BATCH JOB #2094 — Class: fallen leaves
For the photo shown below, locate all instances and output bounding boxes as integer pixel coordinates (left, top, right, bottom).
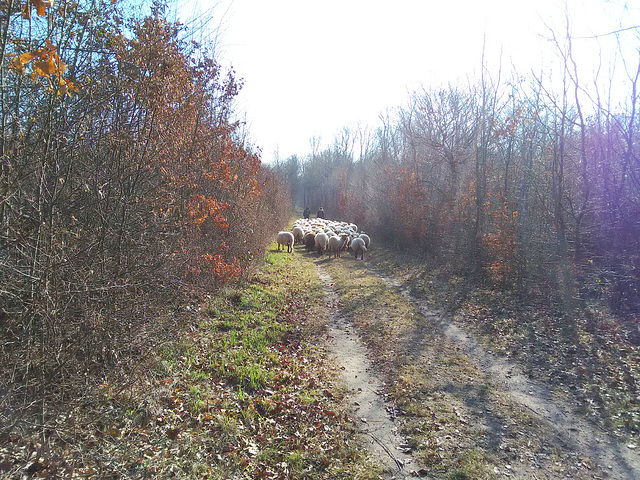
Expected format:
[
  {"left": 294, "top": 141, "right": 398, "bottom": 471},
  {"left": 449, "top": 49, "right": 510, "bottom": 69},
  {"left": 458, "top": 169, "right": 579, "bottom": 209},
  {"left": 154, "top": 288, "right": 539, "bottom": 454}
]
[{"left": 0, "top": 248, "right": 379, "bottom": 478}]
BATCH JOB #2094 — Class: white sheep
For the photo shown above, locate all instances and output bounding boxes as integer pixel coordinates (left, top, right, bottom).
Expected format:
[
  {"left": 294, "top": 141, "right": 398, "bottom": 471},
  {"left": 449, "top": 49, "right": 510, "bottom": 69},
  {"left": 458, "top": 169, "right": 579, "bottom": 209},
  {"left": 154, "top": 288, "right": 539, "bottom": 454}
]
[
  {"left": 315, "top": 232, "right": 329, "bottom": 255},
  {"left": 292, "top": 226, "right": 305, "bottom": 244},
  {"left": 350, "top": 237, "right": 367, "bottom": 260},
  {"left": 276, "top": 231, "right": 295, "bottom": 253},
  {"left": 328, "top": 234, "right": 350, "bottom": 258},
  {"left": 359, "top": 233, "right": 370, "bottom": 249}
]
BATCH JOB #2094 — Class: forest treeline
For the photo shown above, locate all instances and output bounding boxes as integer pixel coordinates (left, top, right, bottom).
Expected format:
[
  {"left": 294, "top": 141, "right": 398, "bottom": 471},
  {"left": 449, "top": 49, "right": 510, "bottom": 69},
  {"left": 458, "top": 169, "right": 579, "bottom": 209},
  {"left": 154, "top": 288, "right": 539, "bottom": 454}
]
[
  {"left": 280, "top": 35, "right": 640, "bottom": 322},
  {"left": 0, "top": 1, "right": 289, "bottom": 408}
]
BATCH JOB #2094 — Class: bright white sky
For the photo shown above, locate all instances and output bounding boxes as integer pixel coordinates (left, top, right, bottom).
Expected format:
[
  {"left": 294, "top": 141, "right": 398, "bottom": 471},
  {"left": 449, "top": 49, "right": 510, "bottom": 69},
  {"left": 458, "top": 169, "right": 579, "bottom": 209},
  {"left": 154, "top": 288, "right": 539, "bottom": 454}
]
[{"left": 178, "top": 0, "right": 639, "bottom": 164}]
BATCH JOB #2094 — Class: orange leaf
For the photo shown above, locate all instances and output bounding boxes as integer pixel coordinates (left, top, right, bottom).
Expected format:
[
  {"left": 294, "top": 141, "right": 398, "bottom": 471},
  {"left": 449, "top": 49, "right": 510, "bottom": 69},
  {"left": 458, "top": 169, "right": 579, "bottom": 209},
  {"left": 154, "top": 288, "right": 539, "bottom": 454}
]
[
  {"left": 57, "top": 77, "right": 79, "bottom": 96},
  {"left": 30, "top": 0, "right": 52, "bottom": 17}
]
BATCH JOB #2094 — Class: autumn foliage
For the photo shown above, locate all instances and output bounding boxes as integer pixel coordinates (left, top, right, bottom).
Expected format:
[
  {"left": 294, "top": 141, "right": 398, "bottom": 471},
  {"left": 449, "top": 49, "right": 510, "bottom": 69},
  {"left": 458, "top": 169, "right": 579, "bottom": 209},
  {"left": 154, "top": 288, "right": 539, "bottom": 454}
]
[
  {"left": 291, "top": 66, "right": 640, "bottom": 321},
  {"left": 480, "top": 193, "right": 518, "bottom": 284},
  {"left": 0, "top": 2, "right": 289, "bottom": 406}
]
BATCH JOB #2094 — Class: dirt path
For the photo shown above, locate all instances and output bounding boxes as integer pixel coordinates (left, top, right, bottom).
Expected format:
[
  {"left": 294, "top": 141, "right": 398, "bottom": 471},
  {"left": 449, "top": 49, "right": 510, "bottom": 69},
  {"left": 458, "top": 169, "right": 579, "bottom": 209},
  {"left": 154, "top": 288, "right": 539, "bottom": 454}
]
[
  {"left": 311, "top": 248, "right": 640, "bottom": 479},
  {"left": 373, "top": 266, "right": 640, "bottom": 479},
  {"left": 317, "top": 264, "right": 423, "bottom": 479}
]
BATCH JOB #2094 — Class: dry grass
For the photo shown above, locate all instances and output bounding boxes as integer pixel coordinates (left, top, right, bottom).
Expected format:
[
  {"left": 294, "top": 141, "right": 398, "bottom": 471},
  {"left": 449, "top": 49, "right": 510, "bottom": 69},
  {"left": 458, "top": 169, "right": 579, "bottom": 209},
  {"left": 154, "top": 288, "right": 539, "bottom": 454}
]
[
  {"left": 369, "top": 249, "right": 640, "bottom": 446},
  {"left": 2, "top": 238, "right": 634, "bottom": 478}
]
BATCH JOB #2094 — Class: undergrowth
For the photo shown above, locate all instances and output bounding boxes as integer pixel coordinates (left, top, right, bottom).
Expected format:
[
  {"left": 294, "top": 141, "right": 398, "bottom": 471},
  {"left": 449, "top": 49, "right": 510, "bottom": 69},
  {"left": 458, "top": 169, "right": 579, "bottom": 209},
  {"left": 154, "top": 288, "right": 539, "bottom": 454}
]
[{"left": 0, "top": 245, "right": 380, "bottom": 479}]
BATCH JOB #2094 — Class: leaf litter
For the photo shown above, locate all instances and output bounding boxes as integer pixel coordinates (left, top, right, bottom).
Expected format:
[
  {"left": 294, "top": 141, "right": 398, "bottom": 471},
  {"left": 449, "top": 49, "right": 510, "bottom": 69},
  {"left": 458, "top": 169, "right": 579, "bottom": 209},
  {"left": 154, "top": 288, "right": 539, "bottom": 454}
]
[
  {"left": 0, "top": 247, "right": 382, "bottom": 479},
  {"left": 4, "top": 241, "right": 640, "bottom": 478},
  {"left": 319, "top": 246, "right": 640, "bottom": 479}
]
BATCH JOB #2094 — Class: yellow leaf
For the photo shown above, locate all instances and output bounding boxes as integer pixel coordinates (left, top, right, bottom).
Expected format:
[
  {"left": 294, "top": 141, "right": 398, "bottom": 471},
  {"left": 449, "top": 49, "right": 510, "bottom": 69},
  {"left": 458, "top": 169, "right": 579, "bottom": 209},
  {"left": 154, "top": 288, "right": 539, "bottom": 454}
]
[
  {"left": 20, "top": 52, "right": 36, "bottom": 64},
  {"left": 57, "top": 78, "right": 78, "bottom": 96},
  {"left": 10, "top": 52, "right": 35, "bottom": 74}
]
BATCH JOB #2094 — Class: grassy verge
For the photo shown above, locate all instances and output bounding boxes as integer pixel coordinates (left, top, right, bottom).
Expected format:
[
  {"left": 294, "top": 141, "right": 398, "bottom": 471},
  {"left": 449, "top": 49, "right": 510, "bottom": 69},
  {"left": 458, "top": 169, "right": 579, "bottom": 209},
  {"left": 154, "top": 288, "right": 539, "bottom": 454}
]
[{"left": 0, "top": 245, "right": 379, "bottom": 479}]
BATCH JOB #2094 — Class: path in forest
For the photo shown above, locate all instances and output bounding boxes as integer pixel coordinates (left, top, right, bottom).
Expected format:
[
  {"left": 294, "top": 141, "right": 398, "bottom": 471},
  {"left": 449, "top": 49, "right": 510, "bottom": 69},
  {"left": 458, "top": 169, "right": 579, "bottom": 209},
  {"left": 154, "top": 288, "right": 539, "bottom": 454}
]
[
  {"left": 373, "top": 267, "right": 640, "bottom": 480},
  {"left": 316, "top": 264, "right": 423, "bottom": 479}
]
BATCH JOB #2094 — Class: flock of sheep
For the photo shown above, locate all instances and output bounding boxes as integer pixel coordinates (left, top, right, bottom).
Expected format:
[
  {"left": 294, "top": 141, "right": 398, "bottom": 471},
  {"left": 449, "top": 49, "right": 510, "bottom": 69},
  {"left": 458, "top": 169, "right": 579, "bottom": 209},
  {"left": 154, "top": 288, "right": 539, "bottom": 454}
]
[{"left": 276, "top": 218, "right": 370, "bottom": 259}]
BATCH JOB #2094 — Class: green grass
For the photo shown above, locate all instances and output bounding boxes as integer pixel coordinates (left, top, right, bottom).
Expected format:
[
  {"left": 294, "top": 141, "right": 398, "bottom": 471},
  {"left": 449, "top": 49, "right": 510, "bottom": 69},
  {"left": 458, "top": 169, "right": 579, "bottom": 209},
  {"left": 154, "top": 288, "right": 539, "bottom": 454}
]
[
  {"left": 1, "top": 237, "right": 387, "bottom": 479},
  {"left": 22, "top": 231, "right": 632, "bottom": 477},
  {"left": 126, "top": 244, "right": 385, "bottom": 477}
]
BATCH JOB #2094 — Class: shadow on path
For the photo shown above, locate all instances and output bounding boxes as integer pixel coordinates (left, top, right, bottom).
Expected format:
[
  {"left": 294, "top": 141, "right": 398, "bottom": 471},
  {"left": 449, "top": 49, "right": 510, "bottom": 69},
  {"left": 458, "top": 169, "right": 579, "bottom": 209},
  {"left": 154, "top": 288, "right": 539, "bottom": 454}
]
[{"left": 369, "top": 263, "right": 640, "bottom": 480}]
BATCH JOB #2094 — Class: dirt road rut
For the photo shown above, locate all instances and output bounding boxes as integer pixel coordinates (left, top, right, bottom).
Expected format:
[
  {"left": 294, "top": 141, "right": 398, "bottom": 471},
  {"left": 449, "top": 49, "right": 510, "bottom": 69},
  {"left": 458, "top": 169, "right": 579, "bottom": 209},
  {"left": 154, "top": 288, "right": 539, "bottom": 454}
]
[
  {"left": 318, "top": 264, "right": 423, "bottom": 479},
  {"left": 313, "top": 254, "right": 640, "bottom": 479},
  {"left": 377, "top": 269, "right": 640, "bottom": 479}
]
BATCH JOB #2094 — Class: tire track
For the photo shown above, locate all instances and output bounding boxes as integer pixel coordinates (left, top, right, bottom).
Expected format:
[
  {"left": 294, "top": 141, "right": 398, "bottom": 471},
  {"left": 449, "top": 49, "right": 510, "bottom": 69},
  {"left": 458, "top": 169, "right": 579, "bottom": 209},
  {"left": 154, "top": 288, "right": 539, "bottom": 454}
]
[
  {"left": 372, "top": 265, "right": 640, "bottom": 480},
  {"left": 316, "top": 263, "right": 423, "bottom": 479}
]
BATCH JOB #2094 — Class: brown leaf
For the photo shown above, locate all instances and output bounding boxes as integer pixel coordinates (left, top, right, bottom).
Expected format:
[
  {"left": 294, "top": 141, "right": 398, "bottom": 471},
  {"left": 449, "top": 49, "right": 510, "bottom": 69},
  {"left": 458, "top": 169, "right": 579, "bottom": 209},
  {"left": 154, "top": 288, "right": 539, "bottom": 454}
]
[{"left": 34, "top": 57, "right": 57, "bottom": 77}]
